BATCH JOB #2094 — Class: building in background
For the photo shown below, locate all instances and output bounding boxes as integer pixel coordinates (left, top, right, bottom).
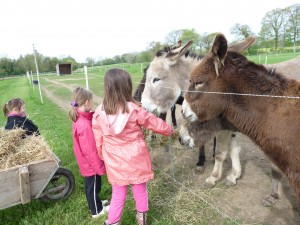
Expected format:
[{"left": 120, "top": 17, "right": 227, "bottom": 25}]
[{"left": 56, "top": 63, "right": 72, "bottom": 76}]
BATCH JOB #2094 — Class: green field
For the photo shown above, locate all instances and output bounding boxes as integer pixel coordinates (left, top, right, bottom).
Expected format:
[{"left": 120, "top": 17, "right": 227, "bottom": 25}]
[{"left": 247, "top": 52, "right": 299, "bottom": 64}]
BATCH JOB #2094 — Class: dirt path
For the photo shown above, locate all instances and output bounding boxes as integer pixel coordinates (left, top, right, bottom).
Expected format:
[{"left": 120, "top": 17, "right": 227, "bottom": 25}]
[
  {"left": 43, "top": 78, "right": 103, "bottom": 104},
  {"left": 41, "top": 79, "right": 300, "bottom": 225}
]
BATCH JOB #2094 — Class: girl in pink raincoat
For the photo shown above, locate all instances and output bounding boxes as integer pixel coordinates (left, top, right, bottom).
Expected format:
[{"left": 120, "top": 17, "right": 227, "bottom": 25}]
[
  {"left": 92, "top": 69, "right": 174, "bottom": 225},
  {"left": 69, "top": 87, "right": 109, "bottom": 219}
]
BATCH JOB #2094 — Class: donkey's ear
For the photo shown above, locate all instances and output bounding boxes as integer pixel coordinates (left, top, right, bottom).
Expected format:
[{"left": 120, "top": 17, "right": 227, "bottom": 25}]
[
  {"left": 211, "top": 33, "right": 227, "bottom": 60},
  {"left": 210, "top": 34, "right": 227, "bottom": 76},
  {"left": 228, "top": 36, "right": 256, "bottom": 53},
  {"left": 166, "top": 40, "right": 193, "bottom": 61},
  {"left": 171, "top": 39, "right": 182, "bottom": 50}
]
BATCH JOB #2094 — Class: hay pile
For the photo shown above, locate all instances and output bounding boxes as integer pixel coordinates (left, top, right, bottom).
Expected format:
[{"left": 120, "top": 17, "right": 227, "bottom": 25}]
[{"left": 0, "top": 128, "right": 55, "bottom": 170}]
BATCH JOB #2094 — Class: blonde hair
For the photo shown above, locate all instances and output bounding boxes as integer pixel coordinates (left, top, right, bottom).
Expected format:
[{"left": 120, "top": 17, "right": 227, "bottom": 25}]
[
  {"left": 3, "top": 98, "right": 24, "bottom": 117},
  {"left": 103, "top": 68, "right": 138, "bottom": 115},
  {"left": 68, "top": 87, "right": 93, "bottom": 122}
]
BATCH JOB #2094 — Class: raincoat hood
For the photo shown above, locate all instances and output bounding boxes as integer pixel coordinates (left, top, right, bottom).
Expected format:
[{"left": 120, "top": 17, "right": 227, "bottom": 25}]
[{"left": 95, "top": 103, "right": 136, "bottom": 135}]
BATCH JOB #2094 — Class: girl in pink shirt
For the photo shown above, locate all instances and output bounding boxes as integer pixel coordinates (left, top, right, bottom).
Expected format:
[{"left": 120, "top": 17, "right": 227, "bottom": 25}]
[
  {"left": 69, "top": 87, "right": 109, "bottom": 219},
  {"left": 92, "top": 69, "right": 174, "bottom": 225}
]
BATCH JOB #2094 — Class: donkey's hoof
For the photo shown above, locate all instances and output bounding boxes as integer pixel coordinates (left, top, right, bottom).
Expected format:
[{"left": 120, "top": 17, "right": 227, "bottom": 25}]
[
  {"left": 204, "top": 182, "right": 215, "bottom": 189},
  {"left": 195, "top": 166, "right": 205, "bottom": 174},
  {"left": 263, "top": 195, "right": 278, "bottom": 207},
  {"left": 225, "top": 180, "right": 236, "bottom": 186}
]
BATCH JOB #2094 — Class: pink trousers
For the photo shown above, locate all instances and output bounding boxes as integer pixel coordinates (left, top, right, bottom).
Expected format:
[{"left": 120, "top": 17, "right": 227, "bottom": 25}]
[{"left": 107, "top": 182, "right": 148, "bottom": 224}]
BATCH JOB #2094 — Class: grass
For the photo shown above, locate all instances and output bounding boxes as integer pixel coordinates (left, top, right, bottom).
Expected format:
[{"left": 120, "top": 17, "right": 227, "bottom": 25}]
[{"left": 247, "top": 52, "right": 299, "bottom": 64}]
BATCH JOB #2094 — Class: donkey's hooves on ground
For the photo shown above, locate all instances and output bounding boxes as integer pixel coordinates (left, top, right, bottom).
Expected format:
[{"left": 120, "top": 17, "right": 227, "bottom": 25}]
[
  {"left": 204, "top": 182, "right": 215, "bottom": 189},
  {"left": 195, "top": 166, "right": 205, "bottom": 174},
  {"left": 263, "top": 195, "right": 278, "bottom": 207},
  {"left": 225, "top": 180, "right": 236, "bottom": 186}
]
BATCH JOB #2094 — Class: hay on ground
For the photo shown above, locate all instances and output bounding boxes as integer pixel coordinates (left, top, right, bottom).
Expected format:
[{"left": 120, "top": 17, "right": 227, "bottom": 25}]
[{"left": 0, "top": 128, "right": 55, "bottom": 170}]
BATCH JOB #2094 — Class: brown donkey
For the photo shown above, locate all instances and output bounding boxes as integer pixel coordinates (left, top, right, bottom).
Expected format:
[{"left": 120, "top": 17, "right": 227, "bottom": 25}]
[{"left": 183, "top": 33, "right": 300, "bottom": 213}]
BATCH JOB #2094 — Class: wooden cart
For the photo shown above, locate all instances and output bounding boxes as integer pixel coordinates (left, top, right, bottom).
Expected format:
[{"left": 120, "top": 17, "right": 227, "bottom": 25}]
[{"left": 0, "top": 152, "right": 75, "bottom": 210}]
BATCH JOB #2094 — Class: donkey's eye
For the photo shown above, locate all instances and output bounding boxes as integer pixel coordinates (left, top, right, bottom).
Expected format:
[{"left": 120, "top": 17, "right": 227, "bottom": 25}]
[
  {"left": 195, "top": 81, "right": 204, "bottom": 89},
  {"left": 153, "top": 78, "right": 160, "bottom": 83}
]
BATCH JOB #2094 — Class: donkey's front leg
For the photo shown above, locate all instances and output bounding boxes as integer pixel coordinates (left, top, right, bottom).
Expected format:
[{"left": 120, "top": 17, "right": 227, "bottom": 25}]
[
  {"left": 263, "top": 162, "right": 283, "bottom": 207},
  {"left": 195, "top": 145, "right": 205, "bottom": 173},
  {"left": 204, "top": 150, "right": 228, "bottom": 188},
  {"left": 204, "top": 131, "right": 231, "bottom": 188},
  {"left": 225, "top": 132, "right": 241, "bottom": 186}
]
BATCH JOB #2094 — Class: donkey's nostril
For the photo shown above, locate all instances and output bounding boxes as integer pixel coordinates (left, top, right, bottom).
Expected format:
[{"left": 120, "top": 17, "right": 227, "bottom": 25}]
[{"left": 178, "top": 137, "right": 182, "bottom": 144}]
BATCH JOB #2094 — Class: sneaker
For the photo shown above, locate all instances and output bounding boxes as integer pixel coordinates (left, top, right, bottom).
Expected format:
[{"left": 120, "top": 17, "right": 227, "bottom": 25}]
[
  {"left": 103, "top": 220, "right": 120, "bottom": 225},
  {"left": 102, "top": 200, "right": 109, "bottom": 205},
  {"left": 92, "top": 205, "right": 110, "bottom": 219}
]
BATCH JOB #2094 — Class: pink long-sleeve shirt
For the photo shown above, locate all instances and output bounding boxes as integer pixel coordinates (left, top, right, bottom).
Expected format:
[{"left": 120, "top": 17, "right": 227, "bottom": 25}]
[
  {"left": 92, "top": 102, "right": 172, "bottom": 186},
  {"left": 72, "top": 109, "right": 106, "bottom": 176}
]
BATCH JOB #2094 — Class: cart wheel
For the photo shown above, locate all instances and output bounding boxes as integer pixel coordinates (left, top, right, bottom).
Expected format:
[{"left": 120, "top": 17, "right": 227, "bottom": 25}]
[{"left": 40, "top": 167, "right": 75, "bottom": 202}]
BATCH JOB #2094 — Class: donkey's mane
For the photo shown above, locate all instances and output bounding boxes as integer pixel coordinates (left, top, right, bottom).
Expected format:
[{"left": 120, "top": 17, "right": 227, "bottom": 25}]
[
  {"left": 155, "top": 46, "right": 173, "bottom": 57},
  {"left": 155, "top": 45, "right": 203, "bottom": 60},
  {"left": 226, "top": 51, "right": 293, "bottom": 95}
]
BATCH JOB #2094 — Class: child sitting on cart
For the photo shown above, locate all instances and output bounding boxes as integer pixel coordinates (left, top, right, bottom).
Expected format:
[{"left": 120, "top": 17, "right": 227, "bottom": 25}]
[{"left": 2, "top": 98, "right": 40, "bottom": 136}]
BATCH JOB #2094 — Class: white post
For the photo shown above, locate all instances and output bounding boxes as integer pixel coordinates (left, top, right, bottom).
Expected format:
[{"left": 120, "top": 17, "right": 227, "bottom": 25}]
[
  {"left": 264, "top": 55, "right": 268, "bottom": 65},
  {"left": 26, "top": 71, "right": 31, "bottom": 85},
  {"left": 31, "top": 71, "right": 34, "bottom": 90},
  {"left": 32, "top": 44, "right": 43, "bottom": 103},
  {"left": 84, "top": 66, "right": 89, "bottom": 90},
  {"left": 258, "top": 54, "right": 261, "bottom": 64}
]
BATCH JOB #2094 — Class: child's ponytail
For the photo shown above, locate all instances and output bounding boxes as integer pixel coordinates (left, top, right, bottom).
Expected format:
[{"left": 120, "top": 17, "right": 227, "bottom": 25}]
[
  {"left": 68, "top": 87, "right": 92, "bottom": 122},
  {"left": 3, "top": 103, "right": 9, "bottom": 117},
  {"left": 68, "top": 105, "right": 78, "bottom": 122}
]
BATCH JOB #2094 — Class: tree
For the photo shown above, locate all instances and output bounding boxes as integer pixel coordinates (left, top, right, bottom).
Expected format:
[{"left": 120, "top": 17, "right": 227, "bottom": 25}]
[
  {"left": 0, "top": 57, "right": 15, "bottom": 76},
  {"left": 285, "top": 4, "right": 300, "bottom": 52},
  {"left": 164, "top": 30, "right": 182, "bottom": 46},
  {"left": 230, "top": 23, "right": 254, "bottom": 40},
  {"left": 261, "top": 8, "right": 285, "bottom": 51},
  {"left": 146, "top": 41, "right": 163, "bottom": 58},
  {"left": 62, "top": 56, "right": 79, "bottom": 70},
  {"left": 200, "top": 32, "right": 218, "bottom": 53},
  {"left": 180, "top": 29, "right": 201, "bottom": 52},
  {"left": 136, "top": 50, "right": 152, "bottom": 63},
  {"left": 85, "top": 57, "right": 95, "bottom": 67}
]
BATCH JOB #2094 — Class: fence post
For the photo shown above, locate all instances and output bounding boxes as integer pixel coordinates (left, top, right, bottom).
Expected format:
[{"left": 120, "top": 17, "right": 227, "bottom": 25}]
[
  {"left": 26, "top": 71, "right": 31, "bottom": 85},
  {"left": 30, "top": 71, "right": 34, "bottom": 90},
  {"left": 264, "top": 55, "right": 268, "bottom": 64},
  {"left": 84, "top": 66, "right": 89, "bottom": 90},
  {"left": 32, "top": 44, "right": 43, "bottom": 103}
]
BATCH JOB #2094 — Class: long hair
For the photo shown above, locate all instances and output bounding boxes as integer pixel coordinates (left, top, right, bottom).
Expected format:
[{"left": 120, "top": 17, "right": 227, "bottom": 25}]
[
  {"left": 68, "top": 87, "right": 93, "bottom": 122},
  {"left": 2, "top": 98, "right": 24, "bottom": 117},
  {"left": 103, "top": 68, "right": 138, "bottom": 115}
]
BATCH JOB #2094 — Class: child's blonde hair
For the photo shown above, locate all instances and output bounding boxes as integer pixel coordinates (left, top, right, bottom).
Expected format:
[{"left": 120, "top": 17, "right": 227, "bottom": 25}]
[
  {"left": 2, "top": 98, "right": 24, "bottom": 117},
  {"left": 103, "top": 68, "right": 138, "bottom": 115},
  {"left": 68, "top": 87, "right": 93, "bottom": 122}
]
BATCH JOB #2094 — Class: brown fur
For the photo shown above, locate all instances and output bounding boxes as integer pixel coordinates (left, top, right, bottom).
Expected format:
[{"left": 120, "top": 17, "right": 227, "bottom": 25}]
[{"left": 185, "top": 33, "right": 300, "bottom": 213}]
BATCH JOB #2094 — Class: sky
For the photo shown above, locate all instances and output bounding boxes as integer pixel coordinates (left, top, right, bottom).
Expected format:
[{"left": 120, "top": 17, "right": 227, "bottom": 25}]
[{"left": 0, "top": 0, "right": 299, "bottom": 63}]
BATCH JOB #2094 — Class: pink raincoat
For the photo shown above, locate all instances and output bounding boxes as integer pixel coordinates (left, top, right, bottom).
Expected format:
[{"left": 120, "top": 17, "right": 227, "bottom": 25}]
[
  {"left": 92, "top": 102, "right": 172, "bottom": 186},
  {"left": 72, "top": 110, "right": 106, "bottom": 176}
]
